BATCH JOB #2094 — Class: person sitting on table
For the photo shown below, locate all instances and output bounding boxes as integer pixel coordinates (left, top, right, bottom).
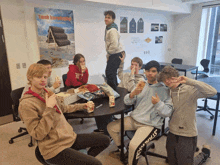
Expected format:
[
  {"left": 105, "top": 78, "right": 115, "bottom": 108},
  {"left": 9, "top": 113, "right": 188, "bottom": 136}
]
[
  {"left": 158, "top": 66, "right": 217, "bottom": 165},
  {"left": 19, "top": 63, "right": 110, "bottom": 165},
  {"left": 94, "top": 52, "right": 145, "bottom": 135},
  {"left": 65, "top": 53, "right": 89, "bottom": 88},
  {"left": 21, "top": 59, "right": 61, "bottom": 97},
  {"left": 107, "top": 60, "right": 173, "bottom": 165}
]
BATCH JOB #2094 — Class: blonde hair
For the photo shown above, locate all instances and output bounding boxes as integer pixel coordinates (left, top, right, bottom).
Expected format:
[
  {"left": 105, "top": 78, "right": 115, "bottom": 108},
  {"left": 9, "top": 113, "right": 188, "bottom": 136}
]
[
  {"left": 158, "top": 65, "right": 179, "bottom": 82},
  {"left": 27, "top": 63, "right": 47, "bottom": 85}
]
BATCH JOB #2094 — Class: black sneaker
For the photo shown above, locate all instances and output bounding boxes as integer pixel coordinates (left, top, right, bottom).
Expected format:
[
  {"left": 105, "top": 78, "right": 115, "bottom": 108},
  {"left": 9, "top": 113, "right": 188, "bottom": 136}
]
[{"left": 93, "top": 129, "right": 104, "bottom": 133}]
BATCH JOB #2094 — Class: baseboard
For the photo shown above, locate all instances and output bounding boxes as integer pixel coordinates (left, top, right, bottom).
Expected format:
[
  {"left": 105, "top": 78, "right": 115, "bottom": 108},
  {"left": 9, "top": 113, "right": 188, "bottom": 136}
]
[{"left": 0, "top": 114, "right": 13, "bottom": 125}]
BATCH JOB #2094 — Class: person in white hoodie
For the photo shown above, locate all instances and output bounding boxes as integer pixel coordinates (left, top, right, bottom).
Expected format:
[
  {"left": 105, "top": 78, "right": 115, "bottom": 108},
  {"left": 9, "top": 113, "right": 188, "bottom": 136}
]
[
  {"left": 158, "top": 65, "right": 217, "bottom": 165},
  {"left": 104, "top": 10, "right": 124, "bottom": 91},
  {"left": 107, "top": 60, "right": 173, "bottom": 165}
]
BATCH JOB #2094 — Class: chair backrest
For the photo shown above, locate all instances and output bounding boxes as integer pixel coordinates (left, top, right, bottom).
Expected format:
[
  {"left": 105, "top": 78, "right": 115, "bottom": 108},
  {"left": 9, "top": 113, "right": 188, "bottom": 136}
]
[
  {"left": 11, "top": 87, "right": 25, "bottom": 121},
  {"left": 200, "top": 59, "right": 210, "bottom": 73},
  {"left": 62, "top": 74, "right": 67, "bottom": 87},
  {"left": 171, "top": 58, "right": 183, "bottom": 64}
]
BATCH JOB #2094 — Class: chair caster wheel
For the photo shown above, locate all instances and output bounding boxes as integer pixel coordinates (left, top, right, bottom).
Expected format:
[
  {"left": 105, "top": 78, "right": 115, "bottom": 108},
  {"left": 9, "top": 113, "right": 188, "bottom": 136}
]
[
  {"left": 9, "top": 139, "right": 14, "bottom": 144},
  {"left": 150, "top": 143, "right": 155, "bottom": 149},
  {"left": 18, "top": 128, "right": 22, "bottom": 133},
  {"left": 210, "top": 116, "right": 214, "bottom": 120},
  {"left": 196, "top": 147, "right": 199, "bottom": 152},
  {"left": 28, "top": 143, "right": 33, "bottom": 147}
]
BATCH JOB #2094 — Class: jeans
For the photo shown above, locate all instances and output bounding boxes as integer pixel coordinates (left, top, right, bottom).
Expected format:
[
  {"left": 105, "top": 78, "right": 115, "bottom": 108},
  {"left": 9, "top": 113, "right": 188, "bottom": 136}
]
[{"left": 105, "top": 52, "right": 123, "bottom": 91}]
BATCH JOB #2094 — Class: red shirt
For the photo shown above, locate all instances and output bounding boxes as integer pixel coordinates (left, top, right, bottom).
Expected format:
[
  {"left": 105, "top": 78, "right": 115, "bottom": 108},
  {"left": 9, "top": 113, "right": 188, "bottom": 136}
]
[{"left": 65, "top": 65, "right": 89, "bottom": 87}]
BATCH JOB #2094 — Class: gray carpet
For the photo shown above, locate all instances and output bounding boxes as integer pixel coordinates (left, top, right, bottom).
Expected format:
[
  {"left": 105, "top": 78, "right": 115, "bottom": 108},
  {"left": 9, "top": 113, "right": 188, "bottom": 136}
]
[{"left": 1, "top": 99, "right": 220, "bottom": 165}]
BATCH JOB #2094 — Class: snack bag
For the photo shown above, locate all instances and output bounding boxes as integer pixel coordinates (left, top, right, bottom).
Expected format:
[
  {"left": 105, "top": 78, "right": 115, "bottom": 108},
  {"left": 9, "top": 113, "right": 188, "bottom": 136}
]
[{"left": 109, "top": 96, "right": 115, "bottom": 107}]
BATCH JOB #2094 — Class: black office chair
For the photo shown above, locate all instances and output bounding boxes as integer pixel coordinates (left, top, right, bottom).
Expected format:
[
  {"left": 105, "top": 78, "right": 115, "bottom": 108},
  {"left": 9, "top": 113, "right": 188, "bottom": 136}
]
[
  {"left": 191, "top": 59, "right": 210, "bottom": 77},
  {"left": 171, "top": 58, "right": 183, "bottom": 64},
  {"left": 35, "top": 146, "right": 49, "bottom": 165},
  {"left": 62, "top": 74, "right": 67, "bottom": 87},
  {"left": 125, "top": 129, "right": 168, "bottom": 165},
  {"left": 197, "top": 96, "right": 215, "bottom": 120},
  {"left": 9, "top": 87, "right": 34, "bottom": 147}
]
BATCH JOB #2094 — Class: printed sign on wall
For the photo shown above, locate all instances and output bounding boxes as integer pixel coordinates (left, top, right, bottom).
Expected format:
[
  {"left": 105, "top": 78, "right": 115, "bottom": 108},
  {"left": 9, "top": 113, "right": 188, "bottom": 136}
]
[
  {"left": 120, "top": 17, "right": 128, "bottom": 33},
  {"left": 34, "top": 7, "right": 75, "bottom": 68},
  {"left": 137, "top": 18, "right": 144, "bottom": 33},
  {"left": 129, "top": 18, "right": 136, "bottom": 33}
]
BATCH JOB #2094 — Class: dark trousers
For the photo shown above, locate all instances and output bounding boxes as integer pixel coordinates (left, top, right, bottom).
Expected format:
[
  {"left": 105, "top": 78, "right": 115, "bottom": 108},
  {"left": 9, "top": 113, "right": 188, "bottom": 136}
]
[
  {"left": 45, "top": 133, "right": 110, "bottom": 165},
  {"left": 166, "top": 132, "right": 197, "bottom": 165},
  {"left": 105, "top": 52, "right": 123, "bottom": 91},
  {"left": 95, "top": 115, "right": 113, "bottom": 135}
]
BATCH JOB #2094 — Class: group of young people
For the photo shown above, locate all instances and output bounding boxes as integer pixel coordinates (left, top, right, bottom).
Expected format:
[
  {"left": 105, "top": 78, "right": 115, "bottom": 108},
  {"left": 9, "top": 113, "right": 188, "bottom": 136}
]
[{"left": 18, "top": 10, "right": 217, "bottom": 165}]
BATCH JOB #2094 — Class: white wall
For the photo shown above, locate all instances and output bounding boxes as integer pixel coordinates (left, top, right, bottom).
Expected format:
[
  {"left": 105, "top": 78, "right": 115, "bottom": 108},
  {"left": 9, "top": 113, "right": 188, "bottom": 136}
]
[
  {"left": 0, "top": 0, "right": 174, "bottom": 90},
  {"left": 172, "top": 4, "right": 203, "bottom": 65}
]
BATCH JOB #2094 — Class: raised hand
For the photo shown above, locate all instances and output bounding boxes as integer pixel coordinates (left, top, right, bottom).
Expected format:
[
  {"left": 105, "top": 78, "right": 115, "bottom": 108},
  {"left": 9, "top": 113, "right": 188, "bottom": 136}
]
[
  {"left": 53, "top": 80, "right": 61, "bottom": 89},
  {"left": 45, "top": 93, "right": 57, "bottom": 108},
  {"left": 152, "top": 93, "right": 160, "bottom": 104},
  {"left": 131, "top": 66, "right": 136, "bottom": 75},
  {"left": 171, "top": 76, "right": 187, "bottom": 84},
  {"left": 119, "top": 51, "right": 126, "bottom": 62}
]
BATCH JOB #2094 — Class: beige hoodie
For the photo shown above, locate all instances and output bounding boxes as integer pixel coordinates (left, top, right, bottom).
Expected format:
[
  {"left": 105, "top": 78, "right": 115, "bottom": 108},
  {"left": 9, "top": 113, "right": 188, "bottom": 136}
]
[{"left": 19, "top": 88, "right": 85, "bottom": 160}]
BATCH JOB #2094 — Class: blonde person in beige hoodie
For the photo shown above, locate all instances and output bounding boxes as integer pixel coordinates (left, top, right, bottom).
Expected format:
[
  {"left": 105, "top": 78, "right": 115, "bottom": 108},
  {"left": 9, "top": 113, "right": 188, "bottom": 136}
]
[{"left": 19, "top": 63, "right": 110, "bottom": 165}]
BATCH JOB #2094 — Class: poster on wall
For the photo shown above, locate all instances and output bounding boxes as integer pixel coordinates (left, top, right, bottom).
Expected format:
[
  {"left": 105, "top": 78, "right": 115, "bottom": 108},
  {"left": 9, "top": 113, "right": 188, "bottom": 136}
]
[
  {"left": 137, "top": 18, "right": 144, "bottom": 33},
  {"left": 151, "top": 23, "right": 159, "bottom": 31},
  {"left": 129, "top": 18, "right": 136, "bottom": 33},
  {"left": 120, "top": 17, "right": 128, "bottom": 33},
  {"left": 155, "top": 36, "right": 163, "bottom": 44},
  {"left": 34, "top": 7, "right": 75, "bottom": 68},
  {"left": 160, "top": 24, "right": 167, "bottom": 32}
]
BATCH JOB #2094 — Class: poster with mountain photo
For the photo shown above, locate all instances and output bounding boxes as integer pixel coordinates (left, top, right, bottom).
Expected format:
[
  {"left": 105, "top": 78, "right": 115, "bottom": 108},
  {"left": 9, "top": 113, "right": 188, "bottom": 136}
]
[{"left": 34, "top": 7, "right": 75, "bottom": 68}]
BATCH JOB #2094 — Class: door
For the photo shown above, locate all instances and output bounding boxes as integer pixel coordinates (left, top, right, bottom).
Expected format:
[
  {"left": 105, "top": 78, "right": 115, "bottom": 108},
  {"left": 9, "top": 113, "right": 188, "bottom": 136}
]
[{"left": 0, "top": 10, "right": 13, "bottom": 117}]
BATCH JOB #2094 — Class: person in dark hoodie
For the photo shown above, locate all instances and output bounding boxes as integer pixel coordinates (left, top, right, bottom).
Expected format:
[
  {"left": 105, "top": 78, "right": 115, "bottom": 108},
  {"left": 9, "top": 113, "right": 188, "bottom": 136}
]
[
  {"left": 107, "top": 60, "right": 173, "bottom": 165},
  {"left": 19, "top": 63, "right": 110, "bottom": 165},
  {"left": 104, "top": 10, "right": 124, "bottom": 91},
  {"left": 158, "top": 65, "right": 217, "bottom": 165},
  {"left": 65, "top": 53, "right": 89, "bottom": 87}
]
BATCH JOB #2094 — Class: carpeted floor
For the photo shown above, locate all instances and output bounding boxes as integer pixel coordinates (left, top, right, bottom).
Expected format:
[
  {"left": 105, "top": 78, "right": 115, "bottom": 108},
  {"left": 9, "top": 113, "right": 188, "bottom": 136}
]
[{"left": 1, "top": 99, "right": 220, "bottom": 165}]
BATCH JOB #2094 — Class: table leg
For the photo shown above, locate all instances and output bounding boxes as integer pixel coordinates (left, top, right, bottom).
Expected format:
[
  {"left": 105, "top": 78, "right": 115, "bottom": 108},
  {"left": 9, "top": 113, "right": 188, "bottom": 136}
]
[
  {"left": 212, "top": 94, "right": 219, "bottom": 135},
  {"left": 184, "top": 71, "right": 186, "bottom": 76},
  {"left": 120, "top": 111, "right": 125, "bottom": 161}
]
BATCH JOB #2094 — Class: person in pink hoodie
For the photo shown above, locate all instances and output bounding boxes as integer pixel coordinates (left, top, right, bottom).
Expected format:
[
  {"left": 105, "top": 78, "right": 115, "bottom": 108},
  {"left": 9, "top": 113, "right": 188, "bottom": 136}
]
[{"left": 65, "top": 54, "right": 89, "bottom": 87}]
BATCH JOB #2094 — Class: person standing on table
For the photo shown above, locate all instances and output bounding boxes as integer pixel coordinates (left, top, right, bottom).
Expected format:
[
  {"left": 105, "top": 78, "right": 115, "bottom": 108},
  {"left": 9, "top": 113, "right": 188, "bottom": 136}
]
[
  {"left": 21, "top": 59, "right": 61, "bottom": 97},
  {"left": 19, "top": 63, "right": 110, "bottom": 165},
  {"left": 158, "top": 65, "right": 217, "bottom": 165},
  {"left": 94, "top": 52, "right": 145, "bottom": 135},
  {"left": 65, "top": 53, "right": 89, "bottom": 88},
  {"left": 107, "top": 60, "right": 173, "bottom": 165},
  {"left": 104, "top": 10, "right": 124, "bottom": 91}
]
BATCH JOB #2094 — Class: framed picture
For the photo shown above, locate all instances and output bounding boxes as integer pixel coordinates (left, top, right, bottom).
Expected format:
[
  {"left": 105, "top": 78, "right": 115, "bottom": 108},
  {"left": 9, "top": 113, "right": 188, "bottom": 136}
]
[
  {"left": 151, "top": 23, "right": 159, "bottom": 31},
  {"left": 155, "top": 36, "right": 163, "bottom": 44},
  {"left": 160, "top": 24, "right": 167, "bottom": 32}
]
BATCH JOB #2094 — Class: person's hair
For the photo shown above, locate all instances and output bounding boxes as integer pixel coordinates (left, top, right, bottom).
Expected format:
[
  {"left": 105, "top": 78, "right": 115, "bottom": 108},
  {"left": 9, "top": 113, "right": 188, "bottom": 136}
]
[
  {"left": 145, "top": 60, "right": 160, "bottom": 72},
  {"left": 131, "top": 57, "right": 143, "bottom": 69},
  {"left": 157, "top": 65, "right": 179, "bottom": 82},
  {"left": 73, "top": 53, "right": 85, "bottom": 65},
  {"left": 37, "top": 59, "right": 52, "bottom": 65},
  {"left": 27, "top": 63, "right": 47, "bottom": 85},
  {"left": 104, "top": 10, "right": 116, "bottom": 19}
]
